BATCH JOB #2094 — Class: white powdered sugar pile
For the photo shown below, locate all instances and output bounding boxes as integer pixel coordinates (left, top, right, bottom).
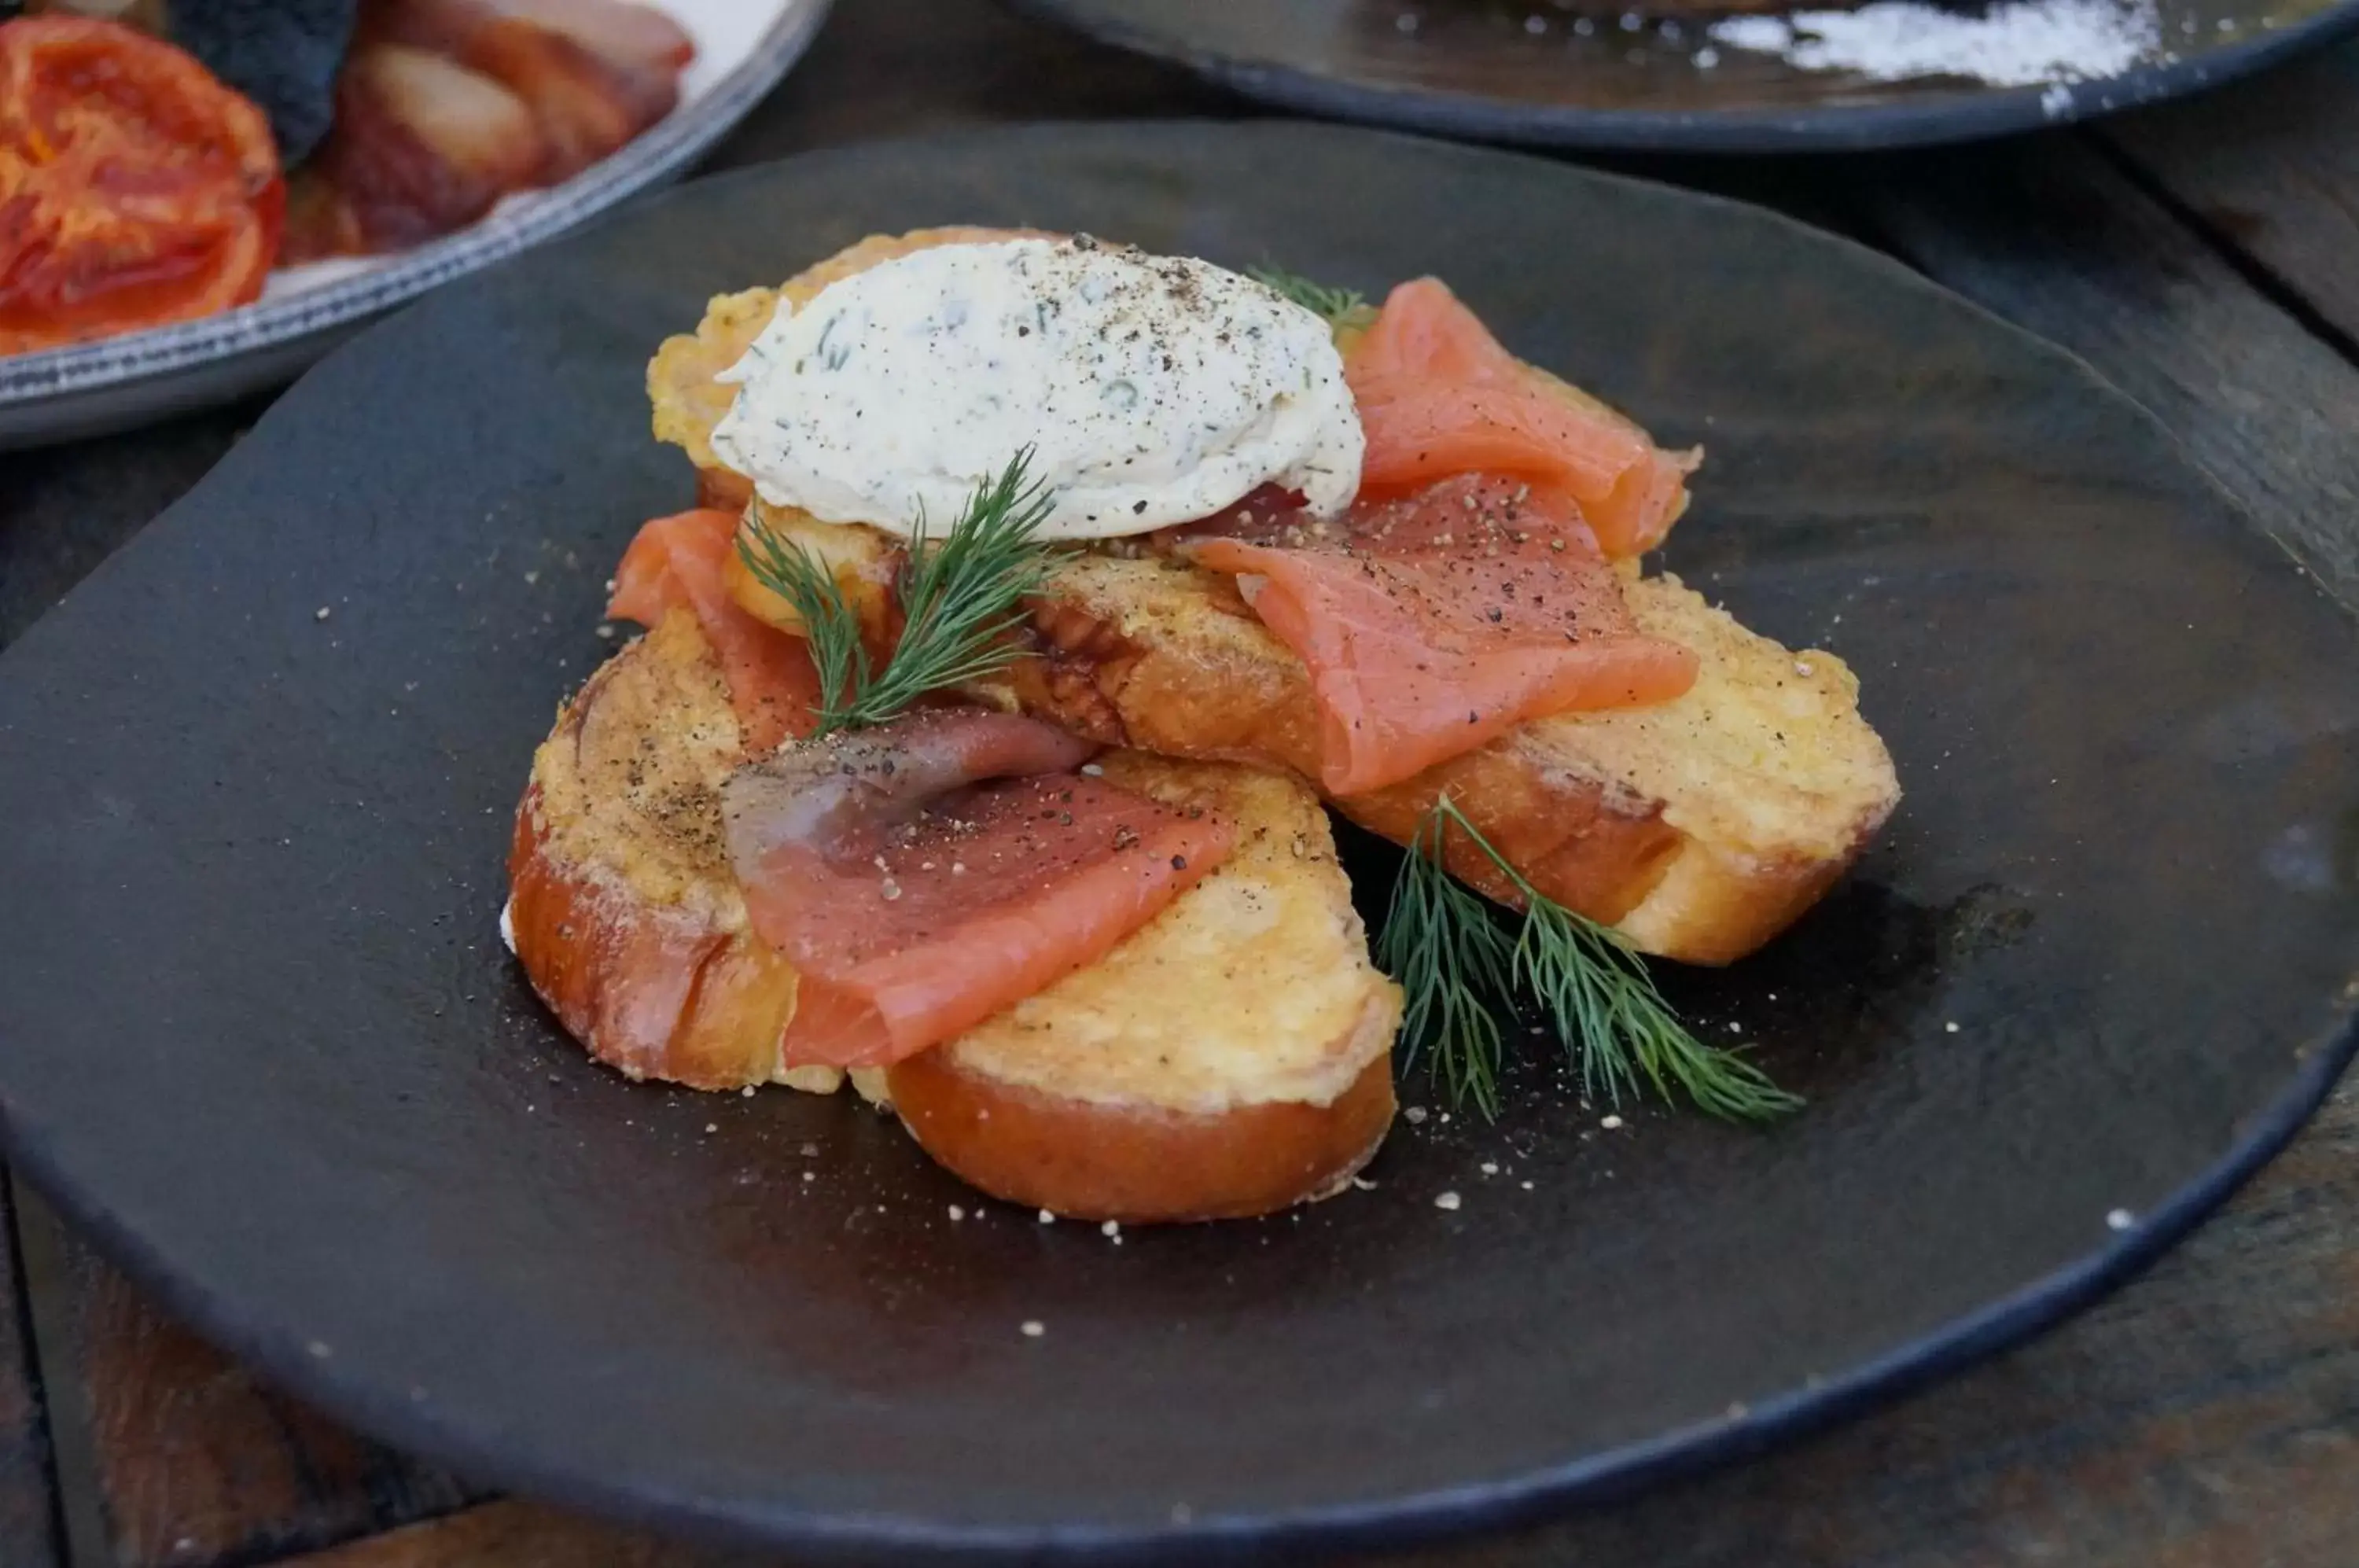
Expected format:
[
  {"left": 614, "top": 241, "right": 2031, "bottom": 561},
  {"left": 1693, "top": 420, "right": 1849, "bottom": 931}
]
[{"left": 1708, "top": 0, "right": 2164, "bottom": 86}]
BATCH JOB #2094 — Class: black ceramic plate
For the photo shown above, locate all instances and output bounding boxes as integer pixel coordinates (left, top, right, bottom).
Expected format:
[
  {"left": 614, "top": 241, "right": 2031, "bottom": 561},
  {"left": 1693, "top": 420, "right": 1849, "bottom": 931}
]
[
  {"left": 0, "top": 122, "right": 2354, "bottom": 1565},
  {"left": 1013, "top": 0, "right": 2359, "bottom": 151}
]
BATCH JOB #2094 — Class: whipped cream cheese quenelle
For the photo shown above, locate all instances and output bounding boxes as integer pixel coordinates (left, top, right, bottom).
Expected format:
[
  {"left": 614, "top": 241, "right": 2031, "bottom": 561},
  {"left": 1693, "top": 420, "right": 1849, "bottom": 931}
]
[{"left": 707, "top": 237, "right": 1364, "bottom": 541}]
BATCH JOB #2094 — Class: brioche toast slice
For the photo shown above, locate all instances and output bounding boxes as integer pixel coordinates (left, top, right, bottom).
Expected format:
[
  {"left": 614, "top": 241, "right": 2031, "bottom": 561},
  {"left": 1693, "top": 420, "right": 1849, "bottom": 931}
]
[
  {"left": 507, "top": 610, "right": 1401, "bottom": 1221},
  {"left": 996, "top": 555, "right": 1900, "bottom": 964},
  {"left": 723, "top": 513, "right": 1899, "bottom": 966}
]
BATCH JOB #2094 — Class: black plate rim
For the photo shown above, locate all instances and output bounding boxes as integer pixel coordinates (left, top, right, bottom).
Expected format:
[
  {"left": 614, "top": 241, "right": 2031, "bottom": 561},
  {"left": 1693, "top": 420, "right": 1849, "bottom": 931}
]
[
  {"left": 12, "top": 1016, "right": 2351, "bottom": 1562},
  {"left": 1007, "top": 0, "right": 2359, "bottom": 153},
  {"left": 4, "top": 123, "right": 2356, "bottom": 1562}
]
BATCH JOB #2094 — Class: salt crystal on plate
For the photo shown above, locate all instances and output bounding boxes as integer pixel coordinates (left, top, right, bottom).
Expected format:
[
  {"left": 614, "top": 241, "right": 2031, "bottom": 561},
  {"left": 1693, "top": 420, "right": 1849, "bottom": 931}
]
[{"left": 1710, "top": 0, "right": 2161, "bottom": 87}]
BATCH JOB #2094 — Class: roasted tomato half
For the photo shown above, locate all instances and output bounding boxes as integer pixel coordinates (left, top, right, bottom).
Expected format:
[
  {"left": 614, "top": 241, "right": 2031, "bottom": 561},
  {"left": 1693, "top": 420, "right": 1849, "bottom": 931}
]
[{"left": 0, "top": 17, "right": 284, "bottom": 355}]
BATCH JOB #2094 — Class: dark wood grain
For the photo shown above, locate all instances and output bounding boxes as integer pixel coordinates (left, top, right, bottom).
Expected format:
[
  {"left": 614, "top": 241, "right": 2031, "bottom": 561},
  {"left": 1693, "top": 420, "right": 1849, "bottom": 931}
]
[
  {"left": 0, "top": 1178, "right": 62, "bottom": 1568},
  {"left": 2103, "top": 40, "right": 2359, "bottom": 350},
  {"left": 13, "top": 1193, "right": 480, "bottom": 1568},
  {"left": 1860, "top": 136, "right": 2359, "bottom": 605},
  {"left": 277, "top": 1502, "right": 722, "bottom": 1568}
]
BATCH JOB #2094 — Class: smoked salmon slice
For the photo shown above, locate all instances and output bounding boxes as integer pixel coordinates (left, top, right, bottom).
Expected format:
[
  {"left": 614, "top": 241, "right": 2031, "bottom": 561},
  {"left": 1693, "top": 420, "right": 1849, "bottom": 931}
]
[
  {"left": 608, "top": 509, "right": 822, "bottom": 753},
  {"left": 1346, "top": 278, "right": 1697, "bottom": 559},
  {"left": 722, "top": 711, "right": 1237, "bottom": 1068},
  {"left": 1180, "top": 476, "right": 1698, "bottom": 797}
]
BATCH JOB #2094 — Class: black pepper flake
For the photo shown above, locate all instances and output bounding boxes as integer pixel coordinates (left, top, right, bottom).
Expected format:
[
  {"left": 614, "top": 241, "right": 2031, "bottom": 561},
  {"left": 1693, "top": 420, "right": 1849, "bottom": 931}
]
[
  {"left": 1170, "top": 855, "right": 1187, "bottom": 871},
  {"left": 1113, "top": 826, "right": 1140, "bottom": 851}
]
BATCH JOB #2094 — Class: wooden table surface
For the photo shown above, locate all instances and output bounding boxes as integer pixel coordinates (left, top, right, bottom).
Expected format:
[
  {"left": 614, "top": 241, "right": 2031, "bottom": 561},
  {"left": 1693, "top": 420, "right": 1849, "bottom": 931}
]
[{"left": 6, "top": 2, "right": 2359, "bottom": 1563}]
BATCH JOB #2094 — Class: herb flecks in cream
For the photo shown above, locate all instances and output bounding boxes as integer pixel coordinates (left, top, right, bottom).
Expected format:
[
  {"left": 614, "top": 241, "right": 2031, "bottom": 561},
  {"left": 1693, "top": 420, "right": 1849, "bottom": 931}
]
[{"left": 710, "top": 237, "right": 1364, "bottom": 541}]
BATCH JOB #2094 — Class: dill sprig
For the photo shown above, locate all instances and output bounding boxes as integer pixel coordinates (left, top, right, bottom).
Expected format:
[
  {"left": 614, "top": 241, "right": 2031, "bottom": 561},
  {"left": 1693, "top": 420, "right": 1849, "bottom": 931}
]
[
  {"left": 1248, "top": 264, "right": 1380, "bottom": 332},
  {"left": 735, "top": 450, "right": 1056, "bottom": 736},
  {"left": 1382, "top": 795, "right": 1803, "bottom": 1124},
  {"left": 1379, "top": 806, "right": 1513, "bottom": 1118}
]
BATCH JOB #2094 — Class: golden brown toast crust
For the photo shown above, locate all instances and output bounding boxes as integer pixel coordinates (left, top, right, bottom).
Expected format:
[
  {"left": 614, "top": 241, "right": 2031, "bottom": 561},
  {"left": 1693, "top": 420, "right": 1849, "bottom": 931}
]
[
  {"left": 508, "top": 615, "right": 1402, "bottom": 1217},
  {"left": 992, "top": 552, "right": 1691, "bottom": 924},
  {"left": 987, "top": 556, "right": 1900, "bottom": 964},
  {"left": 942, "top": 753, "right": 1400, "bottom": 1114},
  {"left": 508, "top": 611, "right": 804, "bottom": 1089},
  {"left": 889, "top": 1042, "right": 1397, "bottom": 1224}
]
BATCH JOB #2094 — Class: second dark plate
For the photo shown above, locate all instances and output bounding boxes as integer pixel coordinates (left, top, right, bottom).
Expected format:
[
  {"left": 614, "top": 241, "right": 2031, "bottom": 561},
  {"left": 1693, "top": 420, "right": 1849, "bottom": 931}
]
[{"left": 1014, "top": 0, "right": 2359, "bottom": 151}]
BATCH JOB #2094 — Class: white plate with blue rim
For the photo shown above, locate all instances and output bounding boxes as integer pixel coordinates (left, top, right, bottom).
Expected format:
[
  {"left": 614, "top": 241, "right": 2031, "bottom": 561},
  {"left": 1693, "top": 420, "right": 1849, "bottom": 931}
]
[{"left": 0, "top": 0, "right": 831, "bottom": 451}]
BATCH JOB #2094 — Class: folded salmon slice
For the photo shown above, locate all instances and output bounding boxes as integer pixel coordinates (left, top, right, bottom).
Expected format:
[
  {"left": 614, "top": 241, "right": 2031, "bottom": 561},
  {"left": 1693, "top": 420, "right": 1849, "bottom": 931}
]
[
  {"left": 722, "top": 712, "right": 1236, "bottom": 1068},
  {"left": 1347, "top": 278, "right": 1696, "bottom": 558},
  {"left": 1180, "top": 476, "right": 1698, "bottom": 797},
  {"left": 608, "top": 509, "right": 822, "bottom": 753}
]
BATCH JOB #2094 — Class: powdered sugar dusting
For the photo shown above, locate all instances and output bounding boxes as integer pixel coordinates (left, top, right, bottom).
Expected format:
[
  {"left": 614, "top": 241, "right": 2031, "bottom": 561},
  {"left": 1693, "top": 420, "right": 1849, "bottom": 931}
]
[{"left": 1709, "top": 0, "right": 2162, "bottom": 86}]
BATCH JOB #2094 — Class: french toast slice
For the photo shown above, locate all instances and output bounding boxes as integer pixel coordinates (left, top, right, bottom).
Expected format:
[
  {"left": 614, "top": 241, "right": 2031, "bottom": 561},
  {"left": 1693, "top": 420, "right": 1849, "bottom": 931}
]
[
  {"left": 722, "top": 511, "right": 1900, "bottom": 966},
  {"left": 507, "top": 612, "right": 1402, "bottom": 1221}
]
